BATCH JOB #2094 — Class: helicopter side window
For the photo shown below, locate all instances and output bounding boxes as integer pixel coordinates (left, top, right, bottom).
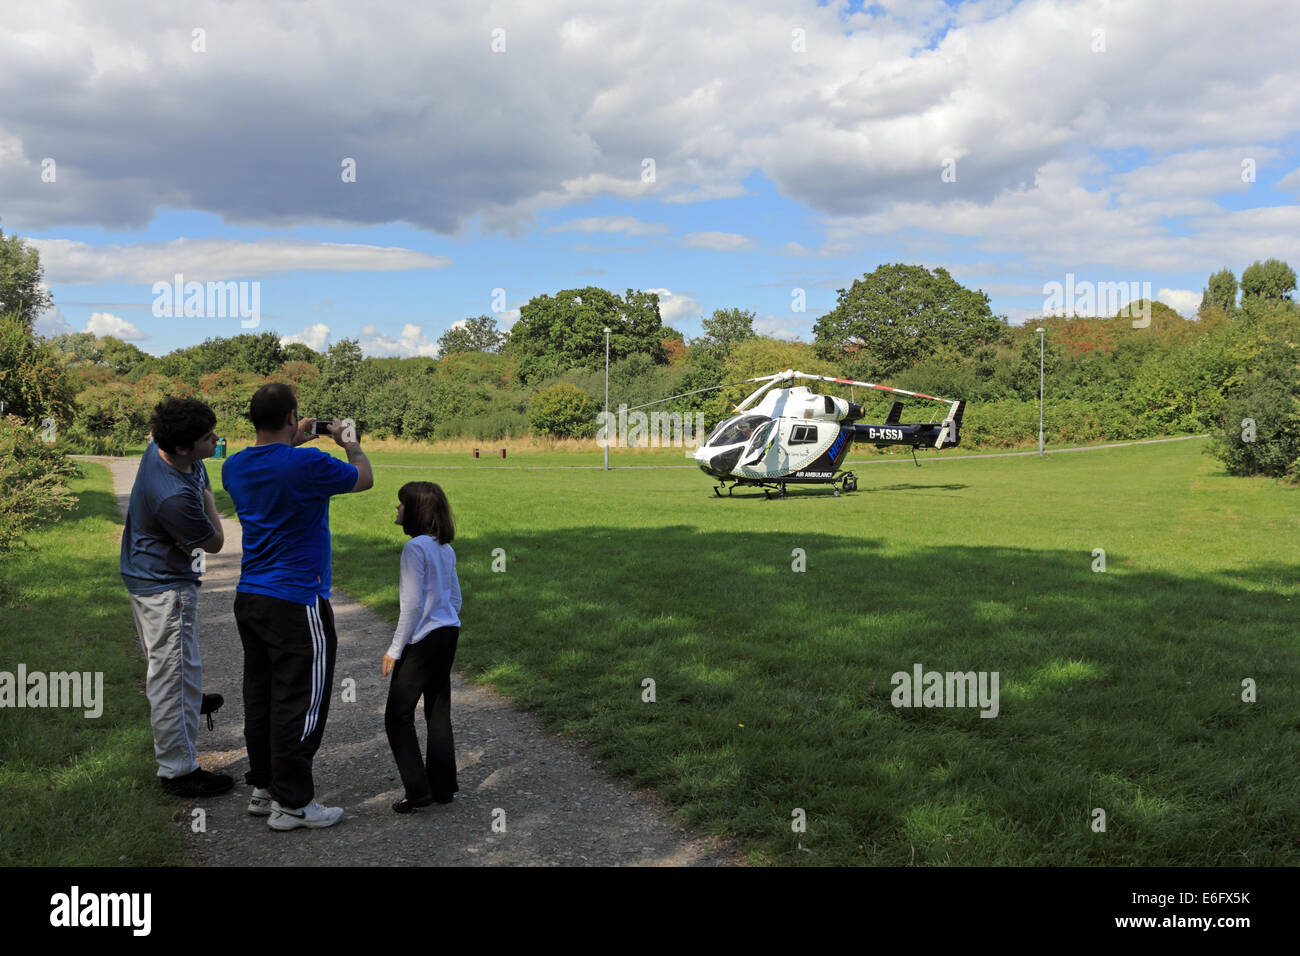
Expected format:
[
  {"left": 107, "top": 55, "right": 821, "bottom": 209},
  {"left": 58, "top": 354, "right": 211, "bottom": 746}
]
[
  {"left": 789, "top": 424, "right": 818, "bottom": 445},
  {"left": 746, "top": 420, "right": 775, "bottom": 453},
  {"left": 706, "top": 415, "right": 769, "bottom": 447}
]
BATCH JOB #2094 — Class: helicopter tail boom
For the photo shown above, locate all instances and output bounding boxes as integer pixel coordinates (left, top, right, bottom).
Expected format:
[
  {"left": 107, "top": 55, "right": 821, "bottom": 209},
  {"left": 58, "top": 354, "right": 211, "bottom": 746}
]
[{"left": 851, "top": 399, "right": 964, "bottom": 450}]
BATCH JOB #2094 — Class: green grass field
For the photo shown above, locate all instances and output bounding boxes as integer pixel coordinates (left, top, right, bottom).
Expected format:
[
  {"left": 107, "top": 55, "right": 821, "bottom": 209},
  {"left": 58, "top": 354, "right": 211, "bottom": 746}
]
[
  {"left": 213, "top": 436, "right": 1299, "bottom": 865},
  {"left": 5, "top": 438, "right": 1293, "bottom": 867},
  {"left": 0, "top": 464, "right": 187, "bottom": 866}
]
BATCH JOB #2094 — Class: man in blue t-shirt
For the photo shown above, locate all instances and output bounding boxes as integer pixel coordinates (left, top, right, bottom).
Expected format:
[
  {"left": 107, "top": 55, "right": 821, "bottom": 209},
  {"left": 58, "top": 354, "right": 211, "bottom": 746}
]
[
  {"left": 222, "top": 383, "right": 373, "bottom": 830},
  {"left": 121, "top": 398, "right": 231, "bottom": 797}
]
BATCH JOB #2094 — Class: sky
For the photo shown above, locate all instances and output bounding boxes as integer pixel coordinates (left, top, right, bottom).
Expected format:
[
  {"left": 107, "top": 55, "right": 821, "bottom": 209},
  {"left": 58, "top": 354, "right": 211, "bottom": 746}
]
[{"left": 3, "top": 0, "right": 1298, "bottom": 357}]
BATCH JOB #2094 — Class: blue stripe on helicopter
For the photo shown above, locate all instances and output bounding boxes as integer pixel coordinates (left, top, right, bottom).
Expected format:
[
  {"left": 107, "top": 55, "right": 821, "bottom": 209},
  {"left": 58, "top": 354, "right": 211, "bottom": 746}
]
[{"left": 829, "top": 429, "right": 848, "bottom": 459}]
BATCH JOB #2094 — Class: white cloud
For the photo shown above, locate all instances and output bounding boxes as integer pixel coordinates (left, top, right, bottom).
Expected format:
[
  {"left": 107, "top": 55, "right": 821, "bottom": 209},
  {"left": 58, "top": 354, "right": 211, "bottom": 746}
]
[
  {"left": 279, "top": 323, "right": 331, "bottom": 352},
  {"left": 84, "top": 311, "right": 145, "bottom": 340},
  {"left": 0, "top": 0, "right": 1296, "bottom": 303},
  {"left": 817, "top": 157, "right": 1300, "bottom": 274},
  {"left": 359, "top": 323, "right": 439, "bottom": 358},
  {"left": 34, "top": 306, "right": 73, "bottom": 338},
  {"left": 644, "top": 288, "right": 702, "bottom": 324},
  {"left": 778, "top": 242, "right": 812, "bottom": 257},
  {"left": 680, "top": 232, "right": 757, "bottom": 252},
  {"left": 548, "top": 216, "right": 667, "bottom": 235},
  {"left": 1157, "top": 288, "right": 1202, "bottom": 316},
  {"left": 1274, "top": 166, "right": 1300, "bottom": 194},
  {"left": 754, "top": 316, "right": 807, "bottom": 341},
  {"left": 29, "top": 238, "right": 450, "bottom": 285},
  {"left": 0, "top": 0, "right": 1296, "bottom": 241}
]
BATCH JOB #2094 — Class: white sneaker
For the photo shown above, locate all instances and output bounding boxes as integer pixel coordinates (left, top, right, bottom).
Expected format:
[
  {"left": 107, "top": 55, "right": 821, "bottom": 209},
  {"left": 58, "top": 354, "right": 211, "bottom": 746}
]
[
  {"left": 267, "top": 799, "right": 344, "bottom": 830},
  {"left": 248, "top": 787, "right": 273, "bottom": 817}
]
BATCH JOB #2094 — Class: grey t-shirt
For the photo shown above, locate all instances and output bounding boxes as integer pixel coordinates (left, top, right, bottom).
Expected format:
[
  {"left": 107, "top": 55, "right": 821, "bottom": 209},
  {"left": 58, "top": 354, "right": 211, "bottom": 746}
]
[{"left": 120, "top": 442, "right": 215, "bottom": 595}]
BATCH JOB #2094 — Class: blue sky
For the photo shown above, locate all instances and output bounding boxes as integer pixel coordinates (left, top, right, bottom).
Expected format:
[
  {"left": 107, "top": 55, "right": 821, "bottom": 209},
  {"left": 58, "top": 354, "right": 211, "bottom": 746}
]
[{"left": 3, "top": 0, "right": 1297, "bottom": 357}]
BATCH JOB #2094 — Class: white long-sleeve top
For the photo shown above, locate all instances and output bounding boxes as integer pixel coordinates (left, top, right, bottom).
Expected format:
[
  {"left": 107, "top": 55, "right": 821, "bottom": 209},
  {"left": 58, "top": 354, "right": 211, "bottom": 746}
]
[{"left": 387, "top": 535, "right": 462, "bottom": 659}]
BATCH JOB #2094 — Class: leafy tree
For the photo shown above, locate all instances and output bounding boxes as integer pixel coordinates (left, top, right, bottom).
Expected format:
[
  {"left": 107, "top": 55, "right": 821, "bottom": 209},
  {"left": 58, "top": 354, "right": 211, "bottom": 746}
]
[
  {"left": 199, "top": 369, "right": 264, "bottom": 422},
  {"left": 0, "top": 314, "right": 76, "bottom": 426},
  {"left": 1207, "top": 313, "right": 1299, "bottom": 478},
  {"left": 99, "top": 336, "right": 156, "bottom": 378},
  {"left": 324, "top": 339, "right": 363, "bottom": 380},
  {"left": 814, "top": 264, "right": 1007, "bottom": 376},
  {"left": 278, "top": 360, "right": 322, "bottom": 390},
  {"left": 697, "top": 307, "right": 757, "bottom": 359},
  {"left": 1010, "top": 328, "right": 1065, "bottom": 401},
  {"left": 158, "top": 332, "right": 283, "bottom": 381},
  {"left": 281, "top": 342, "right": 323, "bottom": 366},
  {"left": 238, "top": 331, "right": 285, "bottom": 376},
  {"left": 660, "top": 327, "right": 688, "bottom": 366},
  {"left": 1240, "top": 259, "right": 1296, "bottom": 304},
  {"left": 1199, "top": 268, "right": 1238, "bottom": 315},
  {"left": 437, "top": 315, "right": 505, "bottom": 355},
  {"left": 436, "top": 351, "right": 510, "bottom": 387},
  {"left": 48, "top": 332, "right": 102, "bottom": 365},
  {"left": 528, "top": 382, "right": 596, "bottom": 438},
  {"left": 0, "top": 222, "right": 53, "bottom": 330},
  {"left": 510, "top": 287, "right": 666, "bottom": 382}
]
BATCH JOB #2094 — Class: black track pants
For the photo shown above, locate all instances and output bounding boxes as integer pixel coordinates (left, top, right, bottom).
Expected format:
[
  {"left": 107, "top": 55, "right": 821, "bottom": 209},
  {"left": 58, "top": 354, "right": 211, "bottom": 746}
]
[
  {"left": 384, "top": 626, "right": 459, "bottom": 801},
  {"left": 235, "top": 591, "right": 337, "bottom": 809}
]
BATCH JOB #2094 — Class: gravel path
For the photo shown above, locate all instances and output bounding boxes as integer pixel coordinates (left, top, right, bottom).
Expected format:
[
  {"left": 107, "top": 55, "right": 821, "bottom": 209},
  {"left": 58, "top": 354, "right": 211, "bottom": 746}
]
[{"left": 91, "top": 455, "right": 737, "bottom": 866}]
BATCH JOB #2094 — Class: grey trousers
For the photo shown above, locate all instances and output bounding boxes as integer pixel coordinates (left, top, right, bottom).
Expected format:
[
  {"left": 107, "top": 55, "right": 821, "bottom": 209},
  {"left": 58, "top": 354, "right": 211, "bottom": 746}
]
[{"left": 128, "top": 584, "right": 201, "bottom": 778}]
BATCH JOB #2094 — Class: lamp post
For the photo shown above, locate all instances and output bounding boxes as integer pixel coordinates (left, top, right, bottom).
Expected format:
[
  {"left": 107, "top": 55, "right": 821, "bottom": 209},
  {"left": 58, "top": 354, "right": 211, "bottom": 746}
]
[
  {"left": 1037, "top": 326, "right": 1046, "bottom": 457},
  {"left": 604, "top": 326, "right": 611, "bottom": 471}
]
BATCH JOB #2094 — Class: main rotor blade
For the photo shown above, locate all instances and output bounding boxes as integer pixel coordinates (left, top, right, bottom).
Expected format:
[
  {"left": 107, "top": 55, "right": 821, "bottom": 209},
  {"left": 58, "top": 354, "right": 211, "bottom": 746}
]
[
  {"left": 623, "top": 374, "right": 777, "bottom": 412},
  {"left": 786, "top": 371, "right": 956, "bottom": 405}
]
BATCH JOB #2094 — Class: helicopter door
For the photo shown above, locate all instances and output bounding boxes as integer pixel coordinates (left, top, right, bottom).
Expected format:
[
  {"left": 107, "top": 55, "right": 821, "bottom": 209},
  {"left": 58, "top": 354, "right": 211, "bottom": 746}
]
[{"left": 739, "top": 419, "right": 776, "bottom": 468}]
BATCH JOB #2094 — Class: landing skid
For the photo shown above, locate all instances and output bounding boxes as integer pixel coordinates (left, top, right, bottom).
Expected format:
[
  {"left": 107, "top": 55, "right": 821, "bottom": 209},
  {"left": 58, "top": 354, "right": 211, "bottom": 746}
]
[{"left": 712, "top": 471, "right": 858, "bottom": 499}]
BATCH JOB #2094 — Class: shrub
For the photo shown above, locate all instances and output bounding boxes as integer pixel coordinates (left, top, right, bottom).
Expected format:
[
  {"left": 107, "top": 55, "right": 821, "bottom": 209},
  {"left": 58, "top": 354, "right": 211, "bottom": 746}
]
[
  {"left": 528, "top": 382, "right": 596, "bottom": 438},
  {"left": 1207, "top": 346, "right": 1300, "bottom": 478},
  {"left": 0, "top": 417, "right": 80, "bottom": 558}
]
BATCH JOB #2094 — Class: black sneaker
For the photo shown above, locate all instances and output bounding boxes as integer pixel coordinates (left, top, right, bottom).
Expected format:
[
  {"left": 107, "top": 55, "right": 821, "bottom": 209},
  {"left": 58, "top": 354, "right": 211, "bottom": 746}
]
[
  {"left": 161, "top": 768, "right": 235, "bottom": 798},
  {"left": 392, "top": 795, "right": 435, "bottom": 814}
]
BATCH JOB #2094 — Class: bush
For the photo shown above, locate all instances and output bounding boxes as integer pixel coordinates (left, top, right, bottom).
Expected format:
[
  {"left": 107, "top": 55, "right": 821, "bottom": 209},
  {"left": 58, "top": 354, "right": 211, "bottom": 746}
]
[
  {"left": 1207, "top": 346, "right": 1300, "bottom": 478},
  {"left": 0, "top": 417, "right": 80, "bottom": 558},
  {"left": 528, "top": 383, "right": 596, "bottom": 438}
]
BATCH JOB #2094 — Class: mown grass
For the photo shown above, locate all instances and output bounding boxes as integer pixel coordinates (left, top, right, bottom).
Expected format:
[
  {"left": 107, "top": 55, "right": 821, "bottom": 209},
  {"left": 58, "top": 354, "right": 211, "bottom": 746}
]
[
  {"left": 209, "top": 435, "right": 1299, "bottom": 866},
  {"left": 0, "top": 464, "right": 186, "bottom": 866}
]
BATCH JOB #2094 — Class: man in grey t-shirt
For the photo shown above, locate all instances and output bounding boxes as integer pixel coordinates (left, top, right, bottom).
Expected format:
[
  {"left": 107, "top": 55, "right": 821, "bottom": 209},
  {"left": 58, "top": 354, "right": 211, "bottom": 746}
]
[{"left": 120, "top": 398, "right": 230, "bottom": 798}]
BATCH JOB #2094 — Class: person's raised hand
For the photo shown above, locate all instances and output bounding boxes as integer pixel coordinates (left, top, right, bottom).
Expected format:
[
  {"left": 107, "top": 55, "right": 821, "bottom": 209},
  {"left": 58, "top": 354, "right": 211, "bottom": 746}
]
[
  {"left": 293, "top": 417, "right": 318, "bottom": 447},
  {"left": 331, "top": 419, "right": 358, "bottom": 448}
]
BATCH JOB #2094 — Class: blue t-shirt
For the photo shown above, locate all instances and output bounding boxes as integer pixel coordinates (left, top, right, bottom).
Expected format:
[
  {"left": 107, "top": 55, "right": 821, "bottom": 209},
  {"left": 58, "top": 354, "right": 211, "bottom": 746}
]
[
  {"left": 222, "top": 443, "right": 359, "bottom": 605},
  {"left": 120, "top": 442, "right": 215, "bottom": 595}
]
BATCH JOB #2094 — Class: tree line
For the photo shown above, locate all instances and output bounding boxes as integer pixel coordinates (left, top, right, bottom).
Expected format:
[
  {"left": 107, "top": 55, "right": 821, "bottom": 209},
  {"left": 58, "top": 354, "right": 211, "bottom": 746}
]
[{"left": 2, "top": 218, "right": 1297, "bottom": 560}]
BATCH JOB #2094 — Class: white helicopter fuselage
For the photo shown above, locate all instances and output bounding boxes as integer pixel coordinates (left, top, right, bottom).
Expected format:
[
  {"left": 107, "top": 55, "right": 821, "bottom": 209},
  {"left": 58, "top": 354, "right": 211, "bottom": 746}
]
[{"left": 694, "top": 386, "right": 856, "bottom": 480}]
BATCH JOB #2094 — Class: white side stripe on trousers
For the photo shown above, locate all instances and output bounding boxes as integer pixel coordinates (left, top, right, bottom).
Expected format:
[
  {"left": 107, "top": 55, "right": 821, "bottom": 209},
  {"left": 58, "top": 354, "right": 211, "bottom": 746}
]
[{"left": 303, "top": 597, "right": 326, "bottom": 741}]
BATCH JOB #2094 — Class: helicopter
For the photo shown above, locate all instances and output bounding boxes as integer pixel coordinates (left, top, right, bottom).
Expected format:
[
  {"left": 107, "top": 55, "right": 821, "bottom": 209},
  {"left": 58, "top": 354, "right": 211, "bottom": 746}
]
[{"left": 634, "top": 369, "right": 965, "bottom": 498}]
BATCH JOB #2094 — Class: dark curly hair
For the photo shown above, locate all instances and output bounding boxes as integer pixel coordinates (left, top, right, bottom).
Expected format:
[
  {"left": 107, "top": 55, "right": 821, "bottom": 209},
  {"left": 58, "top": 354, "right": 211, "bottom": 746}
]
[{"left": 150, "top": 398, "right": 217, "bottom": 453}]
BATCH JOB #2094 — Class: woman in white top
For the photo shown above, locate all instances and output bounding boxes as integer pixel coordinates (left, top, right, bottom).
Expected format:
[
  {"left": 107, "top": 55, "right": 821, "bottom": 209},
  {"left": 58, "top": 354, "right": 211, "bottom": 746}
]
[{"left": 382, "top": 481, "right": 463, "bottom": 813}]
